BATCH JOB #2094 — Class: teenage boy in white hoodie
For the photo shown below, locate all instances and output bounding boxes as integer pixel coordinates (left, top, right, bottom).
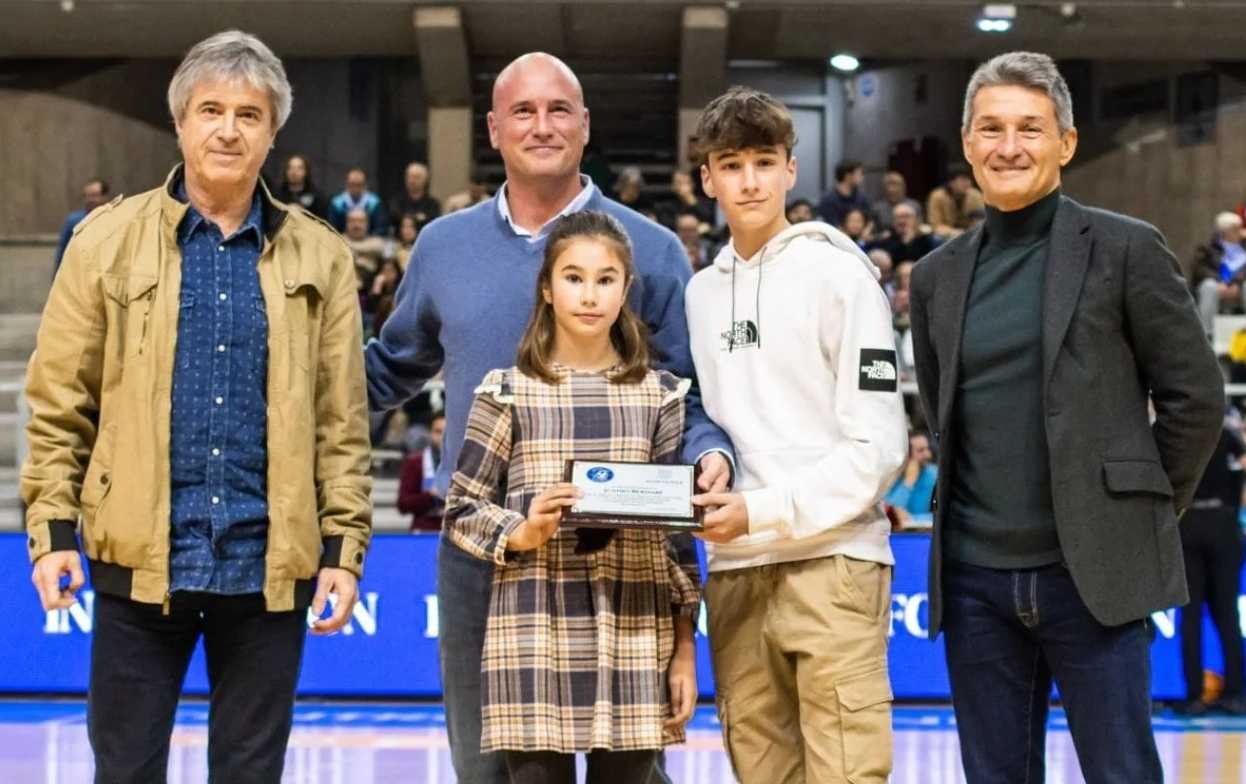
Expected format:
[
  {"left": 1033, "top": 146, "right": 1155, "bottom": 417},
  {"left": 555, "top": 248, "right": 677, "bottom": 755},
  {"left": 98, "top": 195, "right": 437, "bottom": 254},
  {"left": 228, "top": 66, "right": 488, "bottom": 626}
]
[{"left": 686, "top": 86, "right": 907, "bottom": 784}]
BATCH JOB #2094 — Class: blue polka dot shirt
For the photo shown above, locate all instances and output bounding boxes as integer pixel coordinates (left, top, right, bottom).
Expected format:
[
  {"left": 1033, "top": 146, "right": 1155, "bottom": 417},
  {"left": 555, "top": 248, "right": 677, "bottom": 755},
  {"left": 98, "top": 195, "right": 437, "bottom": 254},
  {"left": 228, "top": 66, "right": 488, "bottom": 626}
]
[{"left": 168, "top": 181, "right": 270, "bottom": 596}]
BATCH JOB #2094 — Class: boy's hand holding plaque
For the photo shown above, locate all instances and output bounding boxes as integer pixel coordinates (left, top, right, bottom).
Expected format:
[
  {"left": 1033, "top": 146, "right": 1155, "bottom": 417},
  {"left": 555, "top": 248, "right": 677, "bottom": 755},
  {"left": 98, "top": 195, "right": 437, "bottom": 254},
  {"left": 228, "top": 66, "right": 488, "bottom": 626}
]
[{"left": 562, "top": 460, "right": 703, "bottom": 531}]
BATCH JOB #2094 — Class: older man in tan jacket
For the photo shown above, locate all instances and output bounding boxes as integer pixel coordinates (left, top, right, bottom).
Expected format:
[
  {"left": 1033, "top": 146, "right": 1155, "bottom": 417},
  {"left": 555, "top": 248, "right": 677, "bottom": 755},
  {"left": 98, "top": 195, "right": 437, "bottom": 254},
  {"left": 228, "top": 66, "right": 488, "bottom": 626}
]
[{"left": 22, "top": 31, "right": 370, "bottom": 784}]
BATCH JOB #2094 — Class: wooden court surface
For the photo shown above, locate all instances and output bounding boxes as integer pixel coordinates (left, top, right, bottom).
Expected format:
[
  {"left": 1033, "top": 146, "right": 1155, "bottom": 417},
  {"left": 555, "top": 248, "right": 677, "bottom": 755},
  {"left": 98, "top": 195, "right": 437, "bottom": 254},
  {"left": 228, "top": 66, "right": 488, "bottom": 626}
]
[{"left": 2, "top": 701, "right": 1243, "bottom": 783}]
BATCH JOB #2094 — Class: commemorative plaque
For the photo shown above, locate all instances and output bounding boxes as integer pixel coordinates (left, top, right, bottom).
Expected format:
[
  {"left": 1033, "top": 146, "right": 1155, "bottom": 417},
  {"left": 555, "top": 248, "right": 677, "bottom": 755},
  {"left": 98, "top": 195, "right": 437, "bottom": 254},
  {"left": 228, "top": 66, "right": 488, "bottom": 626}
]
[{"left": 562, "top": 460, "right": 703, "bottom": 531}]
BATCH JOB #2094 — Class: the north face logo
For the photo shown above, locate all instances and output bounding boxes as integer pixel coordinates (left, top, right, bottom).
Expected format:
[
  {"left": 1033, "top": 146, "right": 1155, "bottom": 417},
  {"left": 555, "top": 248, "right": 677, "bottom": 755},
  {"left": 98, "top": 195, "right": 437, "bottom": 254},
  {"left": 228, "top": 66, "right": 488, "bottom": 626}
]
[
  {"left": 720, "top": 320, "right": 759, "bottom": 351},
  {"left": 858, "top": 348, "right": 898, "bottom": 391},
  {"left": 861, "top": 361, "right": 897, "bottom": 381}
]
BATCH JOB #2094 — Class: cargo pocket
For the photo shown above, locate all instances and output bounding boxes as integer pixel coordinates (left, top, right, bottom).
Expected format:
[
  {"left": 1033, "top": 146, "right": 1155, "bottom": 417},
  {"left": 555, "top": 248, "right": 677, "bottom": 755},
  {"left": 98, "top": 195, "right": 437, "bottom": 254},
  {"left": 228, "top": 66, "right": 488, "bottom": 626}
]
[{"left": 836, "top": 668, "right": 893, "bottom": 783}]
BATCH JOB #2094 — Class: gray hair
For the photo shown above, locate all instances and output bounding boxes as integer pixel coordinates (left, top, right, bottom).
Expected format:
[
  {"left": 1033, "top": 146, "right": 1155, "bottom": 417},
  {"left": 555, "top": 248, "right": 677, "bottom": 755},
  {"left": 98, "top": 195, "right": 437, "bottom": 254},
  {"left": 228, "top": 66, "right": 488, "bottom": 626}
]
[
  {"left": 962, "top": 51, "right": 1073, "bottom": 133},
  {"left": 168, "top": 30, "right": 292, "bottom": 130}
]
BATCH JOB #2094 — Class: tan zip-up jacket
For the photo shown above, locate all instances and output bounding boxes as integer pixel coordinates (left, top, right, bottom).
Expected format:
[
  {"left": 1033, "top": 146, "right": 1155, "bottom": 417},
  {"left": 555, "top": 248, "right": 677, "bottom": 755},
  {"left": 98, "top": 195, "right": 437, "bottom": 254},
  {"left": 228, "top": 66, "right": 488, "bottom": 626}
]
[{"left": 22, "top": 166, "right": 372, "bottom": 611}]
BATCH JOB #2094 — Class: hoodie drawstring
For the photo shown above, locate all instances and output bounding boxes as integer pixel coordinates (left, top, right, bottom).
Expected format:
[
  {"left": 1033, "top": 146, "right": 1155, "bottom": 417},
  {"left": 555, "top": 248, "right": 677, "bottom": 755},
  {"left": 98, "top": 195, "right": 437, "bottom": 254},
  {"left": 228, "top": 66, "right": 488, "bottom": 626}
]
[
  {"left": 729, "top": 256, "right": 737, "bottom": 353},
  {"left": 756, "top": 252, "right": 763, "bottom": 349}
]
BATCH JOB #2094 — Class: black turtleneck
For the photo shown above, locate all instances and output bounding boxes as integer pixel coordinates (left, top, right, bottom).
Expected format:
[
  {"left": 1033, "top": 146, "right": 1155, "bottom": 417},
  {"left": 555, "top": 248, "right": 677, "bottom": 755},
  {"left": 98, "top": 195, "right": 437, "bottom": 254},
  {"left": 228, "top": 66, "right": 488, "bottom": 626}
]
[{"left": 945, "top": 187, "right": 1062, "bottom": 569}]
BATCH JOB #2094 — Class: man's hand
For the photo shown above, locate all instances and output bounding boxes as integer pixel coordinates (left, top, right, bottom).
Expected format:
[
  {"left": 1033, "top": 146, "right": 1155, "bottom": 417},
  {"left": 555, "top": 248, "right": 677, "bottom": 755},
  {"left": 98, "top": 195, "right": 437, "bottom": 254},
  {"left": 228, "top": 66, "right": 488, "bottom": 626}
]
[
  {"left": 310, "top": 567, "right": 359, "bottom": 636},
  {"left": 31, "top": 551, "right": 84, "bottom": 611},
  {"left": 697, "top": 452, "right": 731, "bottom": 493},
  {"left": 692, "top": 492, "right": 749, "bottom": 544},
  {"left": 508, "top": 483, "right": 580, "bottom": 552}
]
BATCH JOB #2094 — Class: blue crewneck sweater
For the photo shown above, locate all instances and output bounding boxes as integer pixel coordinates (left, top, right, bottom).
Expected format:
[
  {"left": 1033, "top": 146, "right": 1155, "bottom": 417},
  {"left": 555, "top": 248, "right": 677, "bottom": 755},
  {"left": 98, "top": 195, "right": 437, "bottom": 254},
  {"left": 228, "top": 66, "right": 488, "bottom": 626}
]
[{"left": 365, "top": 186, "right": 733, "bottom": 495}]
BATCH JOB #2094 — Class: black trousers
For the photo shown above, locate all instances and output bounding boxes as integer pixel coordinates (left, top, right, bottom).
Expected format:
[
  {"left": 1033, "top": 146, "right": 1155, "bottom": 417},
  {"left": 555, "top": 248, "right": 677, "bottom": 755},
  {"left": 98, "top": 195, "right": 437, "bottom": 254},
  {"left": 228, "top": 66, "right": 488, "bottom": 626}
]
[
  {"left": 88, "top": 591, "right": 307, "bottom": 784},
  {"left": 505, "top": 749, "right": 661, "bottom": 784},
  {"left": 1181, "top": 506, "right": 1245, "bottom": 700}
]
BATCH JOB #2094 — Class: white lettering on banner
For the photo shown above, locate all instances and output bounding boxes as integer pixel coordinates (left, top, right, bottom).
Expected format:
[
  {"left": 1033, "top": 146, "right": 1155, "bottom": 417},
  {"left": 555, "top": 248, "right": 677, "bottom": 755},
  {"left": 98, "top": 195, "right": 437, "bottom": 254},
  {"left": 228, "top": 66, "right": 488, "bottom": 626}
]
[
  {"left": 1150, "top": 609, "right": 1176, "bottom": 639},
  {"left": 43, "top": 590, "right": 95, "bottom": 634},
  {"left": 306, "top": 592, "right": 379, "bottom": 635},
  {"left": 424, "top": 595, "right": 439, "bottom": 638},
  {"left": 890, "top": 593, "right": 929, "bottom": 639}
]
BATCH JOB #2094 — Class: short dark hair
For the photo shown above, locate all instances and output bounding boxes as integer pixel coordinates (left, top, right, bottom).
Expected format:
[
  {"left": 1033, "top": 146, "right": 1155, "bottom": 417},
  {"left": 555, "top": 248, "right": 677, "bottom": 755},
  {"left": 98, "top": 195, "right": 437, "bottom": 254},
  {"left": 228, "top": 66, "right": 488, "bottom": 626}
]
[
  {"left": 835, "top": 160, "right": 863, "bottom": 183},
  {"left": 947, "top": 164, "right": 972, "bottom": 182},
  {"left": 688, "top": 86, "right": 797, "bottom": 168},
  {"left": 86, "top": 178, "right": 109, "bottom": 194},
  {"left": 787, "top": 198, "right": 813, "bottom": 212}
]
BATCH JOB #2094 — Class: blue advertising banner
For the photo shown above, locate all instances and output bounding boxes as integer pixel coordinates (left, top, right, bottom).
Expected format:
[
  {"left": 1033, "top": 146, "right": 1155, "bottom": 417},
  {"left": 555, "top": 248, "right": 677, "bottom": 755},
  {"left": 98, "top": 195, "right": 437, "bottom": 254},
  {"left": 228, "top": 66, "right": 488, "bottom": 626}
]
[{"left": 4, "top": 533, "right": 1240, "bottom": 699}]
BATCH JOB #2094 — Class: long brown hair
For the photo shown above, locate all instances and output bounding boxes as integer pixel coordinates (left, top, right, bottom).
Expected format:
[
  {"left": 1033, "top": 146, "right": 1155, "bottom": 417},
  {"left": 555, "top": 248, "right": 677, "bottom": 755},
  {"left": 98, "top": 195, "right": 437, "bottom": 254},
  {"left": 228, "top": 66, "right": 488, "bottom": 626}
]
[{"left": 516, "top": 211, "right": 650, "bottom": 384}]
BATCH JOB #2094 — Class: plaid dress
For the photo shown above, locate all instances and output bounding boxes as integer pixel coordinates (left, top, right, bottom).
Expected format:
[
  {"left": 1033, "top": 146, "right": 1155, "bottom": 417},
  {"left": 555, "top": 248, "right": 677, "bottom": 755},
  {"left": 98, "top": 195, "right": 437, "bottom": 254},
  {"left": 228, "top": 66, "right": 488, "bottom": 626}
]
[{"left": 444, "top": 364, "right": 702, "bottom": 753}]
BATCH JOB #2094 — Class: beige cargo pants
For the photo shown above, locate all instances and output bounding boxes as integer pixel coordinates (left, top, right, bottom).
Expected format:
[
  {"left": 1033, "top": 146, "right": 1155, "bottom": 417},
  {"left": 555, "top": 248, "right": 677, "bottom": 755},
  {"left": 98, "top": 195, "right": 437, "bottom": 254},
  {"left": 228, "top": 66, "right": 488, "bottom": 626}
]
[{"left": 705, "top": 554, "right": 893, "bottom": 784}]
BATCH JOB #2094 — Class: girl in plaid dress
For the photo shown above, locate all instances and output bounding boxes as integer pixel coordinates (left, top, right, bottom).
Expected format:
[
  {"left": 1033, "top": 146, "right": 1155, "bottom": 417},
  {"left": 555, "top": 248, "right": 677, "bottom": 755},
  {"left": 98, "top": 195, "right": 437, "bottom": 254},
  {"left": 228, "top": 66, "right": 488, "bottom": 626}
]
[{"left": 443, "top": 211, "right": 701, "bottom": 783}]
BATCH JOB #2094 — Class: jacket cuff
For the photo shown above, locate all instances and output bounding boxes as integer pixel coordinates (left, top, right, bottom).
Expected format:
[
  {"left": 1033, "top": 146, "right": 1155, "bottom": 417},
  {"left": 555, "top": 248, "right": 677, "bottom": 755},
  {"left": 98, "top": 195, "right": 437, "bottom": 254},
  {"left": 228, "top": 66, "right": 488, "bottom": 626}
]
[
  {"left": 743, "top": 487, "right": 787, "bottom": 536},
  {"left": 49, "top": 520, "right": 79, "bottom": 552},
  {"left": 27, "top": 519, "right": 79, "bottom": 565},
  {"left": 320, "top": 534, "right": 367, "bottom": 578}
]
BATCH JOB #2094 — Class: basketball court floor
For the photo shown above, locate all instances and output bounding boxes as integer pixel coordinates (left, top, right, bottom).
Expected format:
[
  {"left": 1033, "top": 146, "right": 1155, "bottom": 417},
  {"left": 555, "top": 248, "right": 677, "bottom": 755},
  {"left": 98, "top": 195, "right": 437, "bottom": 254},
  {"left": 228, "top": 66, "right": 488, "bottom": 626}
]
[{"left": 2, "top": 701, "right": 1243, "bottom": 783}]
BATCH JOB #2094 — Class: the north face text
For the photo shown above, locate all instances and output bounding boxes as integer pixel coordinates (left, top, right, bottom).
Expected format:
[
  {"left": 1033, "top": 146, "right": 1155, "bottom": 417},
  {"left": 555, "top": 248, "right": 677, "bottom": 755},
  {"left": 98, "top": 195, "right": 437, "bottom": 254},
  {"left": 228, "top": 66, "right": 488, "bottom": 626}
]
[{"left": 859, "top": 348, "right": 898, "bottom": 391}]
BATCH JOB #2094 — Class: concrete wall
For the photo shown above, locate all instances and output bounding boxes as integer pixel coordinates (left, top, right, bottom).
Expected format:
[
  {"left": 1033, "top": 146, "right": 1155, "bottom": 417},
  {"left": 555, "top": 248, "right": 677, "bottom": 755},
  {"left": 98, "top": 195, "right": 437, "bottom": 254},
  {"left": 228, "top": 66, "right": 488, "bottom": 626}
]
[
  {"left": 841, "top": 61, "right": 972, "bottom": 203},
  {"left": 0, "top": 58, "right": 429, "bottom": 238}
]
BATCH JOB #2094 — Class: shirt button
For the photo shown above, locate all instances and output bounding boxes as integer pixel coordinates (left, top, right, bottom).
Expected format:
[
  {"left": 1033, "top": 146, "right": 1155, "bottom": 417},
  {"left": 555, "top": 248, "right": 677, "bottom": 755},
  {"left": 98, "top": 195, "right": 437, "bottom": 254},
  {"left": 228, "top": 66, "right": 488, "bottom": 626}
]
[
  {"left": 215, "top": 396, "right": 224, "bottom": 405},
  {"left": 219, "top": 293, "right": 227, "bottom": 301},
  {"left": 212, "top": 496, "right": 220, "bottom": 505},
  {"left": 217, "top": 344, "right": 226, "bottom": 352},
  {"left": 212, "top": 448, "right": 221, "bottom": 456},
  {"left": 217, "top": 245, "right": 225, "bottom": 252},
  {"left": 284, "top": 279, "right": 294, "bottom": 288}
]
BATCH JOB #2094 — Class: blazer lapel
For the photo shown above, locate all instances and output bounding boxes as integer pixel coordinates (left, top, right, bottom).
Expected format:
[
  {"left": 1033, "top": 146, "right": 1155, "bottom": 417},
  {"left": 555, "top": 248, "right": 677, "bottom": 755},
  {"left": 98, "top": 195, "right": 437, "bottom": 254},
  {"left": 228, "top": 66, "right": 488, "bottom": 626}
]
[
  {"left": 1042, "top": 196, "right": 1093, "bottom": 391},
  {"left": 934, "top": 226, "right": 983, "bottom": 431}
]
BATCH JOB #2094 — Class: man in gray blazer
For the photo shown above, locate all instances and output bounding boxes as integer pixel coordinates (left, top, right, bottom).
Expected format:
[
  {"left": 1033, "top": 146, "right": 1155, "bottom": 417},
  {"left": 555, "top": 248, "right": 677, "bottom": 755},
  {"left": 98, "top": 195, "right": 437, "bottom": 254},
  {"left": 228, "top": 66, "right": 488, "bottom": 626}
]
[{"left": 910, "top": 51, "right": 1224, "bottom": 784}]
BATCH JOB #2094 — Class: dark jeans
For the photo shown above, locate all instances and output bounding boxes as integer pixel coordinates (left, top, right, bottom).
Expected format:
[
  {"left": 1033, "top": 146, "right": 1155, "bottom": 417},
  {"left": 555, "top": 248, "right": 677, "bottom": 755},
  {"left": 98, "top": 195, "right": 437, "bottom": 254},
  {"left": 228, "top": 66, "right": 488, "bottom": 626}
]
[
  {"left": 942, "top": 559, "right": 1163, "bottom": 784},
  {"left": 1181, "top": 506, "right": 1245, "bottom": 700},
  {"left": 88, "top": 591, "right": 307, "bottom": 784},
  {"left": 436, "top": 537, "right": 672, "bottom": 784},
  {"left": 437, "top": 537, "right": 508, "bottom": 783},
  {"left": 505, "top": 749, "right": 659, "bottom": 784}
]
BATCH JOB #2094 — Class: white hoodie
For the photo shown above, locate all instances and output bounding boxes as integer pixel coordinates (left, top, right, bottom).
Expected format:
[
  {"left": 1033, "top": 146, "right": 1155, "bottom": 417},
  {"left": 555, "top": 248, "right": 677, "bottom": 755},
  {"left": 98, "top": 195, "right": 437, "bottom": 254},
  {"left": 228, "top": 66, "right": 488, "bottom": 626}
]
[{"left": 685, "top": 221, "right": 908, "bottom": 573}]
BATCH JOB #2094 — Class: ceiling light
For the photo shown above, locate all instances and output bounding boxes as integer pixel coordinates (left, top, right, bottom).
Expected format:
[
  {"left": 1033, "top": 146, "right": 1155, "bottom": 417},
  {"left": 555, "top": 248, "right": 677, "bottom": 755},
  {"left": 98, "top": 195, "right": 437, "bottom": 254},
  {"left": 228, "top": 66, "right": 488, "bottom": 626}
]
[
  {"left": 976, "top": 18, "right": 1013, "bottom": 32},
  {"left": 977, "top": 3, "right": 1016, "bottom": 32},
  {"left": 829, "top": 54, "right": 860, "bottom": 72}
]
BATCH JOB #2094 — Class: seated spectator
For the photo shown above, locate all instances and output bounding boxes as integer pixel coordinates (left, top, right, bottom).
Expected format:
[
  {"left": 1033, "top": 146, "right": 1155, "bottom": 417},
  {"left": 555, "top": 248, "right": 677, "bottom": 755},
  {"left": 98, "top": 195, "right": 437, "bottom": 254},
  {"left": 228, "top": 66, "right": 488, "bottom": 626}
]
[
  {"left": 389, "top": 161, "right": 441, "bottom": 231},
  {"left": 817, "top": 160, "right": 872, "bottom": 228},
  {"left": 868, "top": 202, "right": 935, "bottom": 263},
  {"left": 842, "top": 207, "right": 872, "bottom": 248},
  {"left": 872, "top": 170, "right": 923, "bottom": 233},
  {"left": 344, "top": 207, "right": 390, "bottom": 294},
  {"left": 891, "top": 260, "right": 914, "bottom": 332},
  {"left": 443, "top": 171, "right": 491, "bottom": 214},
  {"left": 1193, "top": 211, "right": 1246, "bottom": 337},
  {"left": 659, "top": 169, "right": 715, "bottom": 227},
  {"left": 885, "top": 430, "right": 938, "bottom": 520},
  {"left": 394, "top": 213, "right": 419, "bottom": 272},
  {"left": 274, "top": 154, "right": 327, "bottom": 218},
  {"left": 368, "top": 258, "right": 403, "bottom": 338},
  {"left": 676, "top": 211, "right": 711, "bottom": 271},
  {"left": 786, "top": 198, "right": 814, "bottom": 224},
  {"left": 329, "top": 167, "right": 387, "bottom": 235},
  {"left": 398, "top": 413, "right": 447, "bottom": 532},
  {"left": 613, "top": 165, "right": 653, "bottom": 214},
  {"left": 54, "top": 177, "right": 110, "bottom": 274},
  {"left": 869, "top": 247, "right": 894, "bottom": 296},
  {"left": 927, "top": 164, "right": 985, "bottom": 239}
]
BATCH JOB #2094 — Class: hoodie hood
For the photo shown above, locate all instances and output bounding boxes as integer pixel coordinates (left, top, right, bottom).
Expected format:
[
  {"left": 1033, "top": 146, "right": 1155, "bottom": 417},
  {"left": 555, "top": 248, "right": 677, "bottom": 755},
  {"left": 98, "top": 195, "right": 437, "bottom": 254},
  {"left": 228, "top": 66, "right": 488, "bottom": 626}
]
[{"left": 712, "top": 220, "right": 879, "bottom": 280}]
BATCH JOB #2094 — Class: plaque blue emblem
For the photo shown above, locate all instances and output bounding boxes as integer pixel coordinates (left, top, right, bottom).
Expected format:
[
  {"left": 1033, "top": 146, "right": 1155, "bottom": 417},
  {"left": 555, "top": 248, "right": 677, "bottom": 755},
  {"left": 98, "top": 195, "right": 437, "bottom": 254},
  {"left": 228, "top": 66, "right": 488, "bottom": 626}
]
[{"left": 586, "top": 467, "right": 614, "bottom": 483}]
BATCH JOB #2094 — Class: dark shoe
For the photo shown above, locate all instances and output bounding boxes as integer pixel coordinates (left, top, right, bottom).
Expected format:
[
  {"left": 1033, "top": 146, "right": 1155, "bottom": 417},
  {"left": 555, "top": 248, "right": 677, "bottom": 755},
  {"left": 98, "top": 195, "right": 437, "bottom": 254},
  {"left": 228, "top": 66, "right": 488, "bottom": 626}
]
[
  {"left": 1172, "top": 698, "right": 1212, "bottom": 717},
  {"left": 1213, "top": 695, "right": 1246, "bottom": 715}
]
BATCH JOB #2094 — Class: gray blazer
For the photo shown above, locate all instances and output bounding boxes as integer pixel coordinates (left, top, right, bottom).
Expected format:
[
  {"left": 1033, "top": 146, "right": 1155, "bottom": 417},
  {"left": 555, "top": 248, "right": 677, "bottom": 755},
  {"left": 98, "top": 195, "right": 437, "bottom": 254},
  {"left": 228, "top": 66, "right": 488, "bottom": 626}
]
[{"left": 910, "top": 194, "right": 1224, "bottom": 637}]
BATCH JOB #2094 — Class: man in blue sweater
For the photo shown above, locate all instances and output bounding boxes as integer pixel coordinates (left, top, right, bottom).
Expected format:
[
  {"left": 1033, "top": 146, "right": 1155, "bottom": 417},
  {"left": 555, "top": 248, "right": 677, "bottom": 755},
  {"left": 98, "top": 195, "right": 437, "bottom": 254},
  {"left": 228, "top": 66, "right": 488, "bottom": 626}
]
[{"left": 365, "top": 52, "right": 734, "bottom": 783}]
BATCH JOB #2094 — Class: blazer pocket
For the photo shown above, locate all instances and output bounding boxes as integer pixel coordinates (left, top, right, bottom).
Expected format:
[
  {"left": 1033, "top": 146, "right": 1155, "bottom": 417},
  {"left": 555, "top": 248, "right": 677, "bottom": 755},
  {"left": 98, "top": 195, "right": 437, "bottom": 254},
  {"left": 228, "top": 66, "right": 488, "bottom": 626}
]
[{"left": 1102, "top": 459, "right": 1173, "bottom": 497}]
